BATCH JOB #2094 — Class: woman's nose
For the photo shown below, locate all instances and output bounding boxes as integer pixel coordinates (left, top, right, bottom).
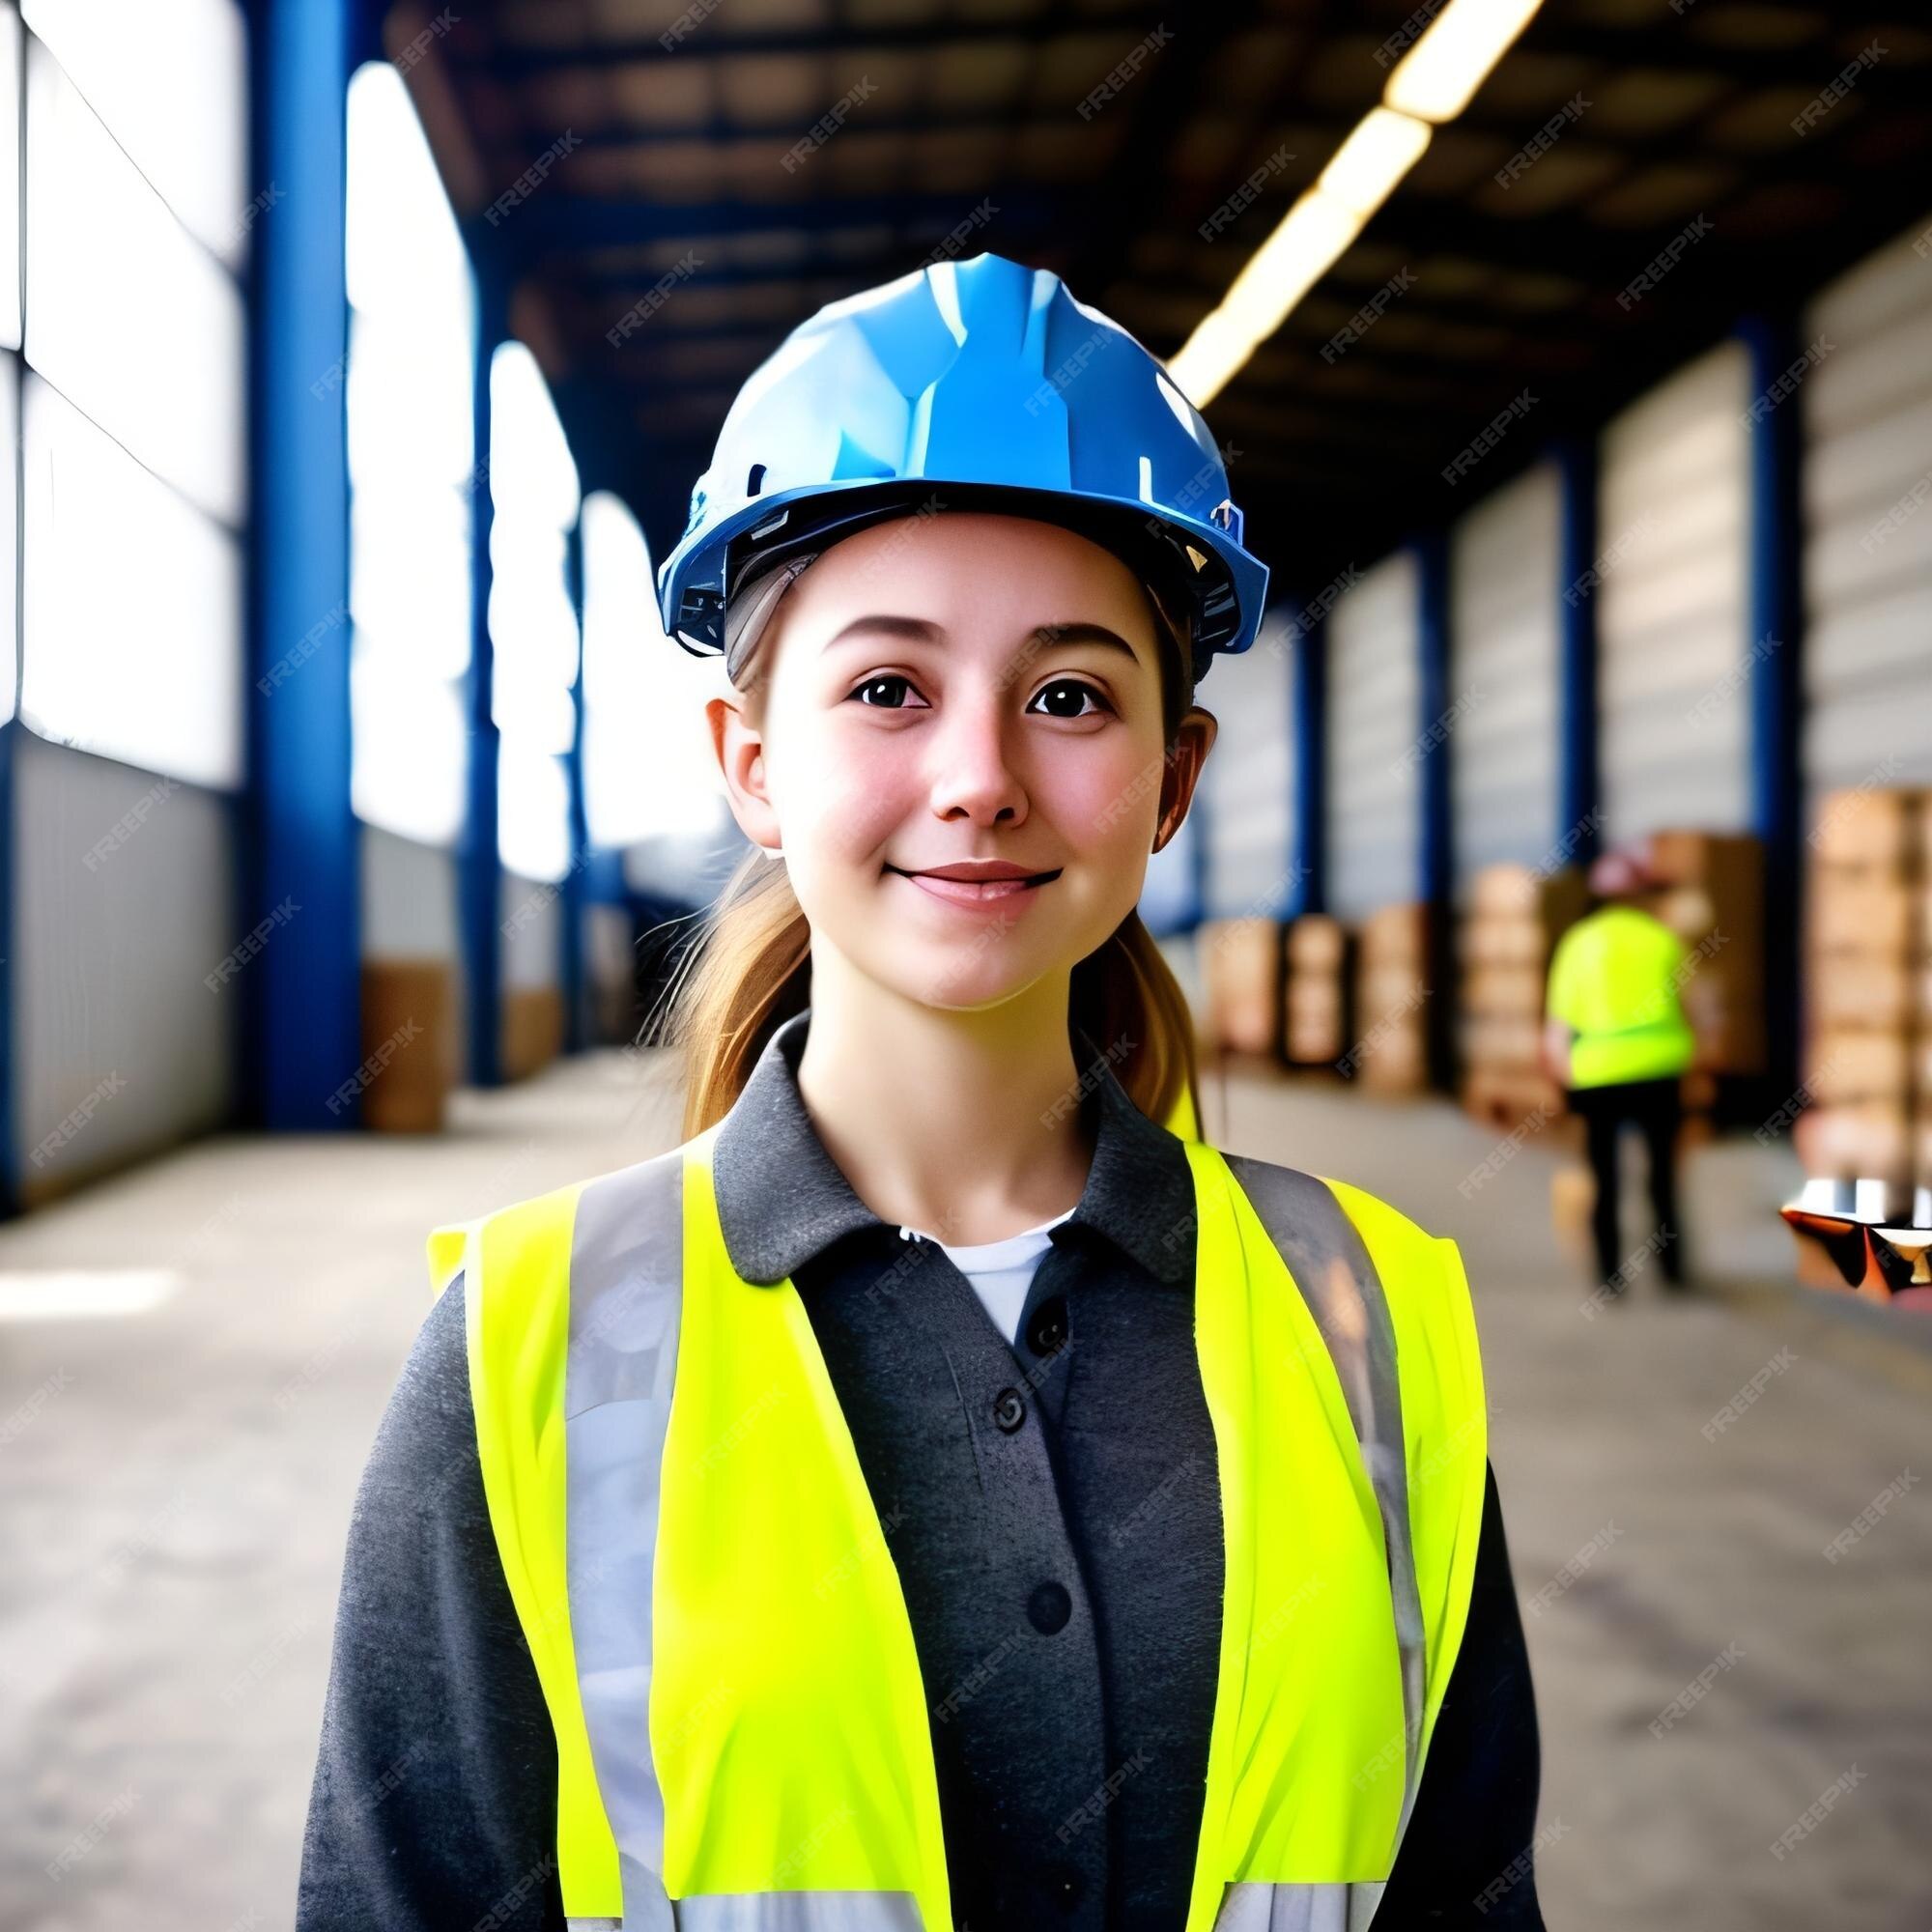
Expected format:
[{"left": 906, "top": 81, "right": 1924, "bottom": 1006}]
[{"left": 926, "top": 696, "right": 1029, "bottom": 824}]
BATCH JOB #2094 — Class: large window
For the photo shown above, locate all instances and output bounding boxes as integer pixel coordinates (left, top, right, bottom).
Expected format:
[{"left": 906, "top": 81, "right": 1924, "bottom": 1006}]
[
  {"left": 580, "top": 489, "right": 725, "bottom": 849},
  {"left": 488, "top": 341, "right": 580, "bottom": 883},
  {"left": 14, "top": 1, "right": 247, "bottom": 783},
  {"left": 345, "top": 57, "right": 475, "bottom": 847}
]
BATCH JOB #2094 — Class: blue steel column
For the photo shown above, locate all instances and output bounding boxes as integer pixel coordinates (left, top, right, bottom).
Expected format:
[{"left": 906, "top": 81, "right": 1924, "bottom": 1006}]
[
  {"left": 1414, "top": 533, "right": 1453, "bottom": 1089},
  {"left": 1742, "top": 315, "right": 1804, "bottom": 1098},
  {"left": 461, "top": 270, "right": 506, "bottom": 1087},
  {"left": 1555, "top": 437, "right": 1603, "bottom": 865},
  {"left": 1289, "top": 604, "right": 1326, "bottom": 917},
  {"left": 247, "top": 0, "right": 358, "bottom": 1129},
  {"left": 562, "top": 516, "right": 588, "bottom": 1053}
]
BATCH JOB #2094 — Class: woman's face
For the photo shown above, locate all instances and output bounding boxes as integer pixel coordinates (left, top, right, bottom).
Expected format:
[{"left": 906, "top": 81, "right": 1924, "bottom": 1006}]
[{"left": 707, "top": 510, "right": 1216, "bottom": 1011}]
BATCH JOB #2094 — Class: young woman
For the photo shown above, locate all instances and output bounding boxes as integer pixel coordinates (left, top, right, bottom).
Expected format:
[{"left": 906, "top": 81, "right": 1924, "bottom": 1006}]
[{"left": 298, "top": 254, "right": 1544, "bottom": 1932}]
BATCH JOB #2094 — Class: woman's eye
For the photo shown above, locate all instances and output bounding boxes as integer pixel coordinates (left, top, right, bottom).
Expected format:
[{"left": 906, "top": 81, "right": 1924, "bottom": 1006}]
[
  {"left": 850, "top": 674, "right": 925, "bottom": 709},
  {"left": 1027, "top": 679, "right": 1110, "bottom": 719}
]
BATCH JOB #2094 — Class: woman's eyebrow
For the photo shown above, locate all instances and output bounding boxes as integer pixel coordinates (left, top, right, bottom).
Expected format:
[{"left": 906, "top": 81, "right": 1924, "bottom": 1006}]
[{"left": 820, "top": 615, "right": 1140, "bottom": 660}]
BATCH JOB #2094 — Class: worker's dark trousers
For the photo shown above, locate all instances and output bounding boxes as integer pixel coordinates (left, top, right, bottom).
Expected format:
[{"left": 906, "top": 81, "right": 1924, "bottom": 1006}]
[{"left": 1570, "top": 1077, "right": 1686, "bottom": 1289}]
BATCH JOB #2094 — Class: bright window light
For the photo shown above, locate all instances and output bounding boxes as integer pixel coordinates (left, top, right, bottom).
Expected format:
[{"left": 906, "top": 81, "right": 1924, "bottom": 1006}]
[
  {"left": 581, "top": 490, "right": 726, "bottom": 847},
  {"left": 22, "top": 0, "right": 246, "bottom": 265},
  {"left": 345, "top": 306, "right": 476, "bottom": 500},
  {"left": 345, "top": 58, "right": 477, "bottom": 851},
  {"left": 350, "top": 643, "right": 469, "bottom": 845},
  {"left": 1318, "top": 107, "right": 1432, "bottom": 215},
  {"left": 0, "top": 358, "right": 16, "bottom": 727},
  {"left": 24, "top": 40, "right": 245, "bottom": 527},
  {"left": 0, "top": 13, "right": 21, "bottom": 351},
  {"left": 20, "top": 375, "right": 243, "bottom": 789},
  {"left": 346, "top": 61, "right": 473, "bottom": 319},
  {"left": 1384, "top": 0, "right": 1546, "bottom": 123},
  {"left": 489, "top": 341, "right": 581, "bottom": 884},
  {"left": 497, "top": 736, "right": 573, "bottom": 884}
]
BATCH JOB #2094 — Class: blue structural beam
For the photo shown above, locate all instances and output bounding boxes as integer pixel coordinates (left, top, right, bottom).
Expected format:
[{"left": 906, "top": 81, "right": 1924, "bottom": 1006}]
[
  {"left": 1554, "top": 437, "right": 1604, "bottom": 868},
  {"left": 246, "top": 0, "right": 359, "bottom": 1129},
  {"left": 1289, "top": 603, "right": 1326, "bottom": 918},
  {"left": 562, "top": 518, "right": 589, "bottom": 1054},
  {"left": 1741, "top": 314, "right": 1804, "bottom": 1097},
  {"left": 462, "top": 270, "right": 507, "bottom": 1089}
]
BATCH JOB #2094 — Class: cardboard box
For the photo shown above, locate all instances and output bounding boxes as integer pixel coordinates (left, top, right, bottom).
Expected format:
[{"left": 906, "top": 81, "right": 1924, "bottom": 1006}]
[
  {"left": 1464, "top": 965, "right": 1545, "bottom": 1017},
  {"left": 1807, "top": 1031, "right": 1914, "bottom": 1105},
  {"left": 1810, "top": 871, "right": 1918, "bottom": 958},
  {"left": 361, "top": 958, "right": 456, "bottom": 1133},
  {"left": 1470, "top": 864, "right": 1540, "bottom": 918},
  {"left": 1286, "top": 915, "right": 1348, "bottom": 973},
  {"left": 1810, "top": 955, "right": 1916, "bottom": 1030},
  {"left": 1808, "top": 785, "right": 1924, "bottom": 872},
  {"left": 503, "top": 985, "right": 564, "bottom": 1082},
  {"left": 1794, "top": 1101, "right": 1912, "bottom": 1183},
  {"left": 1361, "top": 903, "right": 1432, "bottom": 967},
  {"left": 1201, "top": 918, "right": 1282, "bottom": 1057}
]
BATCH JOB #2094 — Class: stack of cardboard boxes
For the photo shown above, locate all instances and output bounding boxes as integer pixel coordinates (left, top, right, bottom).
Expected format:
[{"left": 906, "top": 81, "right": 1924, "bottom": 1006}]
[
  {"left": 1458, "top": 864, "right": 1588, "bottom": 1132},
  {"left": 1197, "top": 917, "right": 1282, "bottom": 1060},
  {"left": 1350, "top": 905, "right": 1432, "bottom": 1094},
  {"left": 1283, "top": 915, "right": 1350, "bottom": 1067},
  {"left": 1800, "top": 788, "right": 1929, "bottom": 1194},
  {"left": 1638, "top": 830, "right": 1767, "bottom": 1090}
]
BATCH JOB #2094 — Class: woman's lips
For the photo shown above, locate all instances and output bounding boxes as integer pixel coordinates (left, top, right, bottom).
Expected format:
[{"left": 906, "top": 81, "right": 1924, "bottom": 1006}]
[{"left": 887, "top": 867, "right": 1060, "bottom": 908}]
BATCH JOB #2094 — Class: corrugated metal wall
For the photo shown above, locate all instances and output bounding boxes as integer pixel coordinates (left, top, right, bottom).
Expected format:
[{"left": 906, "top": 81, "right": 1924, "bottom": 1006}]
[
  {"left": 1327, "top": 551, "right": 1420, "bottom": 920},
  {"left": 1449, "top": 462, "right": 1562, "bottom": 895},
  {"left": 501, "top": 871, "right": 562, "bottom": 990},
  {"left": 1597, "top": 340, "right": 1752, "bottom": 842},
  {"left": 1201, "top": 605, "right": 1295, "bottom": 919},
  {"left": 14, "top": 736, "right": 235, "bottom": 1199},
  {"left": 1801, "top": 213, "right": 1932, "bottom": 804}
]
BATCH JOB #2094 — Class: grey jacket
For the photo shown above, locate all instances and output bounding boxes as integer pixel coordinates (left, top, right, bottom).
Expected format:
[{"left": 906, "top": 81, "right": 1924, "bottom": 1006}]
[{"left": 298, "top": 1010, "right": 1544, "bottom": 1930}]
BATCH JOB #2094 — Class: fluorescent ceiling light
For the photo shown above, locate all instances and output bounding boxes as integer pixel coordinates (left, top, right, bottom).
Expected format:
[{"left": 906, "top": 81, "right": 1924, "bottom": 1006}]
[
  {"left": 1319, "top": 107, "right": 1432, "bottom": 214},
  {"left": 1170, "top": 0, "right": 1545, "bottom": 404},
  {"left": 1384, "top": 0, "right": 1545, "bottom": 123},
  {"left": 1171, "top": 191, "right": 1367, "bottom": 399}
]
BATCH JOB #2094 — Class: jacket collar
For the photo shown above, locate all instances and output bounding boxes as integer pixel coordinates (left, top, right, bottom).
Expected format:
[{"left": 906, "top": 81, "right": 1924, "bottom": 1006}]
[{"left": 711, "top": 1007, "right": 1196, "bottom": 1289}]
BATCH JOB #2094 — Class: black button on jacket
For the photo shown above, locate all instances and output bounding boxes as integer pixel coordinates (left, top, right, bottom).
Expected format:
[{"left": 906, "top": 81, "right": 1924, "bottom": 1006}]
[{"left": 297, "top": 1012, "right": 1547, "bottom": 1930}]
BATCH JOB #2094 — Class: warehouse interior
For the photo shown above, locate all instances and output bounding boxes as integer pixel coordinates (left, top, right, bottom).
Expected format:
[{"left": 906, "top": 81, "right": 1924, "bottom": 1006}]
[{"left": 3, "top": 1, "right": 1931, "bottom": 1927}]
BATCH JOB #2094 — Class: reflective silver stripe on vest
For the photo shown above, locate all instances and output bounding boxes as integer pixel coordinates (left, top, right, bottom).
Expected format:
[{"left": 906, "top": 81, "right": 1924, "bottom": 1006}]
[
  {"left": 570, "top": 1901, "right": 920, "bottom": 1932},
  {"left": 567, "top": 1147, "right": 688, "bottom": 1932},
  {"left": 563, "top": 1152, "right": 937, "bottom": 1932},
  {"left": 676, "top": 1894, "right": 924, "bottom": 1930},
  {"left": 1213, "top": 1878, "right": 1386, "bottom": 1932},
  {"left": 1221, "top": 1157, "right": 1428, "bottom": 1926}
]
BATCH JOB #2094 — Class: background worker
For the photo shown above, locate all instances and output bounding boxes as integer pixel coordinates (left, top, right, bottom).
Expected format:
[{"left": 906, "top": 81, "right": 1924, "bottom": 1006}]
[{"left": 1543, "top": 848, "right": 1696, "bottom": 1295}]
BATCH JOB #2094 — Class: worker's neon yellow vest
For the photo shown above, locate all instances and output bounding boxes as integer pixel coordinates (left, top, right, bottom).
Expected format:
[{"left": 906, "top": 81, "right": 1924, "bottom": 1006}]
[{"left": 428, "top": 1102, "right": 1487, "bottom": 1932}]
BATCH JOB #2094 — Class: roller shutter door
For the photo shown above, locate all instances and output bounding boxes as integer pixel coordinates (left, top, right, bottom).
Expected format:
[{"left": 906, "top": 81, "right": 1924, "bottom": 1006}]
[
  {"left": 1597, "top": 341, "right": 1751, "bottom": 842},
  {"left": 1801, "top": 214, "right": 1932, "bottom": 806},
  {"left": 1202, "top": 606, "right": 1295, "bottom": 918},
  {"left": 1327, "top": 551, "right": 1420, "bottom": 920},
  {"left": 1449, "top": 462, "right": 1561, "bottom": 896}
]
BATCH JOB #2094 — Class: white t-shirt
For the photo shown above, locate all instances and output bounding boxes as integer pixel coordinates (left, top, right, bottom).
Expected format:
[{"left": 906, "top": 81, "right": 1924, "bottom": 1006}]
[{"left": 897, "top": 1208, "right": 1076, "bottom": 1346}]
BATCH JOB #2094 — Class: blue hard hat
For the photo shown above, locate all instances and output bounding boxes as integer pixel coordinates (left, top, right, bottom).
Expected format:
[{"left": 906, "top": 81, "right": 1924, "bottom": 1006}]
[{"left": 655, "top": 251, "right": 1268, "bottom": 687}]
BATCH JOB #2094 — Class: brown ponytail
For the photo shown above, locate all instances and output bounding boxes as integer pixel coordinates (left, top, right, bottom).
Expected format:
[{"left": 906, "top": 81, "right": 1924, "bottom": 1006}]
[{"left": 648, "top": 558, "right": 1206, "bottom": 1141}]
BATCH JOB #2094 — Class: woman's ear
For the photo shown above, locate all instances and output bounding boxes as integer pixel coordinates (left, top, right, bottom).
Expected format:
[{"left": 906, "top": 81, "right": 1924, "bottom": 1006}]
[
  {"left": 706, "top": 693, "right": 783, "bottom": 857},
  {"left": 1152, "top": 706, "right": 1217, "bottom": 852}
]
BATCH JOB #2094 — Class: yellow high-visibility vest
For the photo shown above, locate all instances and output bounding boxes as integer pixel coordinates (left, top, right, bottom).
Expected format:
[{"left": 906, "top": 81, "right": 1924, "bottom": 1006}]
[
  {"left": 1545, "top": 905, "right": 1696, "bottom": 1089},
  {"left": 428, "top": 1127, "right": 1487, "bottom": 1932}
]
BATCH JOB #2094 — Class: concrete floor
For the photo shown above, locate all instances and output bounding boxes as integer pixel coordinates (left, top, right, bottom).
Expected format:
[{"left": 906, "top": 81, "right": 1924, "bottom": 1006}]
[{"left": 2, "top": 1047, "right": 1927, "bottom": 1930}]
